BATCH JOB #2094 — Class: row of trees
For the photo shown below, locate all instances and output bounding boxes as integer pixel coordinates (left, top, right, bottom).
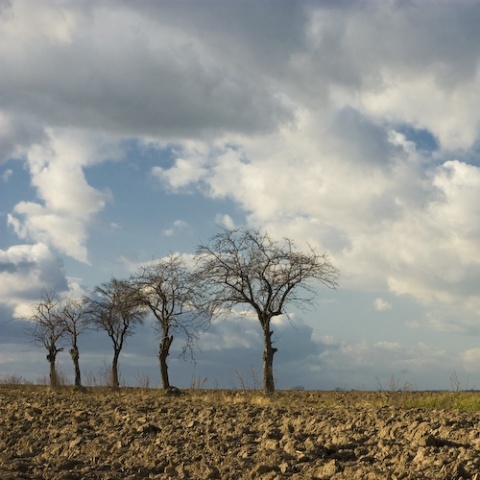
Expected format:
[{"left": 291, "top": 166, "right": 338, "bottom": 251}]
[{"left": 27, "top": 228, "right": 339, "bottom": 395}]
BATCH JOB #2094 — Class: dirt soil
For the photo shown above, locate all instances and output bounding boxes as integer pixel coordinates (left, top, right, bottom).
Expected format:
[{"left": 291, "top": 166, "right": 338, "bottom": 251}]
[{"left": 1, "top": 386, "right": 480, "bottom": 479}]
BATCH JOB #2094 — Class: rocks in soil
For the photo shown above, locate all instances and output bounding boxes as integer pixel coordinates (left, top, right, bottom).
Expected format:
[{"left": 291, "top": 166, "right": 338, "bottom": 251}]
[{"left": 1, "top": 386, "right": 480, "bottom": 479}]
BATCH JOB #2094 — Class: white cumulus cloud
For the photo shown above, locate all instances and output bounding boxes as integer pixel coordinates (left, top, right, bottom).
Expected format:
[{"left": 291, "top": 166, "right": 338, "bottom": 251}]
[
  {"left": 0, "top": 243, "right": 68, "bottom": 318},
  {"left": 7, "top": 131, "right": 116, "bottom": 263},
  {"left": 374, "top": 298, "right": 392, "bottom": 312}
]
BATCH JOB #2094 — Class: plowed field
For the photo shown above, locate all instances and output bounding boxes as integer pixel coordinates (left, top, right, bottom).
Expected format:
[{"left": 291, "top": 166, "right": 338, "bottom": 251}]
[{"left": 1, "top": 386, "right": 480, "bottom": 479}]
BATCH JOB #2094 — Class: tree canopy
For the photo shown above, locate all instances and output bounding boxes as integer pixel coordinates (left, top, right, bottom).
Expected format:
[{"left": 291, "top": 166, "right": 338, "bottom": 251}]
[
  {"left": 134, "top": 253, "right": 210, "bottom": 389},
  {"left": 84, "top": 277, "right": 147, "bottom": 389},
  {"left": 195, "top": 228, "right": 339, "bottom": 394}
]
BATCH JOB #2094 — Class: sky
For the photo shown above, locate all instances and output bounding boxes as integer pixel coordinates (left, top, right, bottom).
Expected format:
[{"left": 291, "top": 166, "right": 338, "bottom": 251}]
[{"left": 2, "top": 0, "right": 480, "bottom": 391}]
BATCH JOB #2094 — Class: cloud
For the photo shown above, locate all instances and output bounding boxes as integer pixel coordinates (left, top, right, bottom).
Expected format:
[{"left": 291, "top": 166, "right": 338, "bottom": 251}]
[
  {"left": 201, "top": 317, "right": 262, "bottom": 353},
  {"left": 185, "top": 314, "right": 335, "bottom": 389},
  {"left": 7, "top": 130, "right": 116, "bottom": 262},
  {"left": 0, "top": 0, "right": 292, "bottom": 141},
  {"left": 306, "top": 1, "right": 480, "bottom": 150},
  {"left": 154, "top": 124, "right": 480, "bottom": 334},
  {"left": 0, "top": 110, "right": 45, "bottom": 164},
  {"left": 462, "top": 348, "right": 480, "bottom": 373},
  {"left": 374, "top": 298, "right": 392, "bottom": 312},
  {"left": 382, "top": 160, "right": 480, "bottom": 308},
  {"left": 150, "top": 144, "right": 211, "bottom": 192},
  {"left": 2, "top": 0, "right": 480, "bottom": 384},
  {"left": 4, "top": 1, "right": 480, "bottom": 268},
  {"left": 333, "top": 339, "right": 457, "bottom": 389},
  {"left": 214, "top": 214, "right": 235, "bottom": 230},
  {"left": 163, "top": 220, "right": 190, "bottom": 237},
  {"left": 0, "top": 243, "right": 68, "bottom": 318}
]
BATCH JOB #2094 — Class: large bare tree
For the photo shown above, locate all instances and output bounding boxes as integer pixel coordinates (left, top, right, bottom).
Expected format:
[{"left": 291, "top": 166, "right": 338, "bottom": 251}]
[
  {"left": 84, "top": 278, "right": 146, "bottom": 389},
  {"left": 27, "top": 290, "right": 66, "bottom": 388},
  {"left": 195, "top": 228, "right": 339, "bottom": 395},
  {"left": 59, "top": 298, "right": 89, "bottom": 388},
  {"left": 134, "top": 254, "right": 210, "bottom": 389}
]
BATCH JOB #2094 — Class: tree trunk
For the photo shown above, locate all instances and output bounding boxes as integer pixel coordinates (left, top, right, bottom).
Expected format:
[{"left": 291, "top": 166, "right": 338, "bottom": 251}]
[
  {"left": 48, "top": 356, "right": 58, "bottom": 388},
  {"left": 159, "top": 335, "right": 174, "bottom": 389},
  {"left": 262, "top": 323, "right": 277, "bottom": 395},
  {"left": 47, "top": 346, "right": 61, "bottom": 388},
  {"left": 70, "top": 346, "right": 82, "bottom": 387},
  {"left": 112, "top": 350, "right": 120, "bottom": 389}
]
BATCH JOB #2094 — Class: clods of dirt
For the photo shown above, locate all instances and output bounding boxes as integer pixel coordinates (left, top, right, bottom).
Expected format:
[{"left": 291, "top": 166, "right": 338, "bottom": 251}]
[{"left": 1, "top": 386, "right": 480, "bottom": 479}]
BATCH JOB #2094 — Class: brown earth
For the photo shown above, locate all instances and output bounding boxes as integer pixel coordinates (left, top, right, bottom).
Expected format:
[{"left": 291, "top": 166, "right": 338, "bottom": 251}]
[{"left": 1, "top": 386, "right": 480, "bottom": 479}]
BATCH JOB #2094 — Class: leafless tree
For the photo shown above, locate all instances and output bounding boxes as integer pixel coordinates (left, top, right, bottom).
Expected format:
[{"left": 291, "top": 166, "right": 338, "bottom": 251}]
[
  {"left": 194, "top": 228, "right": 339, "bottom": 395},
  {"left": 27, "top": 289, "right": 66, "bottom": 388},
  {"left": 84, "top": 278, "right": 147, "bottom": 389},
  {"left": 133, "top": 253, "right": 211, "bottom": 389},
  {"left": 59, "top": 298, "right": 89, "bottom": 388}
]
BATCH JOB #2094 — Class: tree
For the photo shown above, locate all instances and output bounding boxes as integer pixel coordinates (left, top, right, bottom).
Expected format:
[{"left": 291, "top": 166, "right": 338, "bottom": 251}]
[
  {"left": 59, "top": 298, "right": 89, "bottom": 388},
  {"left": 133, "top": 254, "right": 210, "bottom": 389},
  {"left": 195, "top": 228, "right": 339, "bottom": 395},
  {"left": 27, "top": 290, "right": 66, "bottom": 388},
  {"left": 84, "top": 278, "right": 146, "bottom": 389}
]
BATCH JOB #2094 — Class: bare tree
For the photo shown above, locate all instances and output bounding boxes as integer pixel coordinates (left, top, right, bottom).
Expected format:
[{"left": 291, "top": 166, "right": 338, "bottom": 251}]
[
  {"left": 195, "top": 228, "right": 339, "bottom": 395},
  {"left": 27, "top": 290, "right": 66, "bottom": 388},
  {"left": 84, "top": 278, "right": 146, "bottom": 389},
  {"left": 59, "top": 298, "right": 89, "bottom": 388},
  {"left": 134, "top": 253, "right": 210, "bottom": 389}
]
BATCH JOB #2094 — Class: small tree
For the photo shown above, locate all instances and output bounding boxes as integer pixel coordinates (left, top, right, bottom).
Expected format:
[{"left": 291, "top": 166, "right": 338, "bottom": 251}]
[
  {"left": 60, "top": 298, "right": 89, "bottom": 388},
  {"left": 84, "top": 278, "right": 146, "bottom": 389},
  {"left": 195, "top": 228, "right": 339, "bottom": 395},
  {"left": 27, "top": 290, "right": 66, "bottom": 388},
  {"left": 134, "top": 253, "right": 210, "bottom": 389}
]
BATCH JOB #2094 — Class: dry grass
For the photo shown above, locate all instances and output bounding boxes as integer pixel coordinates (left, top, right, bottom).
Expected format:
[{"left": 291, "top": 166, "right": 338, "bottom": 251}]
[
  {"left": 1, "top": 382, "right": 480, "bottom": 411},
  {"left": 182, "top": 387, "right": 480, "bottom": 411}
]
